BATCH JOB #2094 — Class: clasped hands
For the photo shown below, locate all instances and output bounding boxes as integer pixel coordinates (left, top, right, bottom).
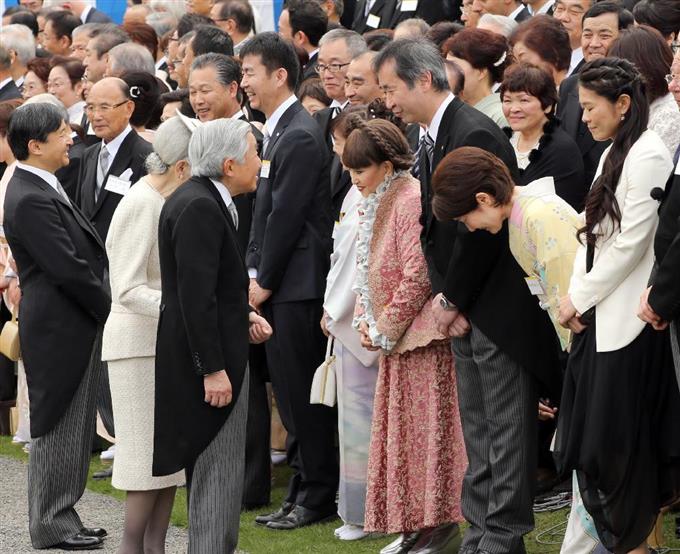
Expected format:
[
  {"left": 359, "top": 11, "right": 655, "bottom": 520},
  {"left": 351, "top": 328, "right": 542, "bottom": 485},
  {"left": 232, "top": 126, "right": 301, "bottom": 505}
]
[
  {"left": 432, "top": 293, "right": 470, "bottom": 337},
  {"left": 249, "top": 278, "right": 272, "bottom": 311},
  {"left": 637, "top": 286, "right": 668, "bottom": 330},
  {"left": 557, "top": 295, "right": 587, "bottom": 334}
]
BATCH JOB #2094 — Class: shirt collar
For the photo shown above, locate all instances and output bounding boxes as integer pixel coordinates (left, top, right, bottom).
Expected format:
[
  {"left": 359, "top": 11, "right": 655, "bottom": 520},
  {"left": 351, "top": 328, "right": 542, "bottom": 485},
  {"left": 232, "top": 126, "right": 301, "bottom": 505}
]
[
  {"left": 209, "top": 178, "right": 234, "bottom": 209},
  {"left": 0, "top": 77, "right": 13, "bottom": 91},
  {"left": 426, "top": 93, "right": 454, "bottom": 143},
  {"left": 307, "top": 48, "right": 319, "bottom": 61},
  {"left": 264, "top": 95, "right": 297, "bottom": 136},
  {"left": 16, "top": 161, "right": 60, "bottom": 192},
  {"left": 80, "top": 5, "right": 92, "bottom": 24},
  {"left": 102, "top": 125, "right": 133, "bottom": 160},
  {"left": 155, "top": 56, "right": 167, "bottom": 70},
  {"left": 568, "top": 48, "right": 584, "bottom": 76},
  {"left": 15, "top": 75, "right": 25, "bottom": 88},
  {"left": 67, "top": 100, "right": 85, "bottom": 122},
  {"left": 330, "top": 99, "right": 349, "bottom": 110},
  {"left": 509, "top": 3, "right": 525, "bottom": 19},
  {"left": 528, "top": 0, "right": 554, "bottom": 14}
]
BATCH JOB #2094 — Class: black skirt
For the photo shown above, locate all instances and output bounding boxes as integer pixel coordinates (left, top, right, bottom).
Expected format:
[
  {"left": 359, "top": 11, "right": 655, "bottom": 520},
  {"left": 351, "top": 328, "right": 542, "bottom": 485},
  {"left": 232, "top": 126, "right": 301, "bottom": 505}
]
[{"left": 554, "top": 318, "right": 680, "bottom": 553}]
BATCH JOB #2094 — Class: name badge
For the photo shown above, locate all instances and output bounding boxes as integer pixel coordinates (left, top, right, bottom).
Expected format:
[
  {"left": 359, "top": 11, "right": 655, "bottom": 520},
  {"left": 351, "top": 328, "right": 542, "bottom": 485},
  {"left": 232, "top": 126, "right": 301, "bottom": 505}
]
[
  {"left": 366, "top": 13, "right": 381, "bottom": 28},
  {"left": 401, "top": 0, "right": 418, "bottom": 11},
  {"left": 105, "top": 175, "right": 132, "bottom": 196},
  {"left": 260, "top": 160, "right": 271, "bottom": 179},
  {"left": 525, "top": 276, "right": 545, "bottom": 296}
]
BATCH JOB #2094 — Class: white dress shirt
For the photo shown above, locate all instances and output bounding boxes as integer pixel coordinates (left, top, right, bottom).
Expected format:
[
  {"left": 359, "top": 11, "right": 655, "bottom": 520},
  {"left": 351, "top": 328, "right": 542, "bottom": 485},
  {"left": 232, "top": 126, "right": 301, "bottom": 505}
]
[
  {"left": 102, "top": 125, "right": 133, "bottom": 164},
  {"left": 568, "top": 48, "right": 584, "bottom": 76},
  {"left": 67, "top": 100, "right": 86, "bottom": 125},
  {"left": 426, "top": 93, "right": 455, "bottom": 144},
  {"left": 209, "top": 178, "right": 238, "bottom": 227},
  {"left": 0, "top": 77, "right": 13, "bottom": 93},
  {"left": 528, "top": 0, "right": 554, "bottom": 15},
  {"left": 16, "top": 161, "right": 62, "bottom": 196},
  {"left": 509, "top": 3, "right": 526, "bottom": 20},
  {"left": 80, "top": 5, "right": 92, "bottom": 23}
]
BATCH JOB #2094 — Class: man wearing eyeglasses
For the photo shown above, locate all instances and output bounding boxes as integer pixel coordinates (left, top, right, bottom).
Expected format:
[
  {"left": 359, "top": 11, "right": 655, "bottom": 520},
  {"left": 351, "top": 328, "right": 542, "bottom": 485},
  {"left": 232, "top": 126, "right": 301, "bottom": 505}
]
[
  {"left": 75, "top": 77, "right": 152, "bottom": 243},
  {"left": 669, "top": 51, "right": 680, "bottom": 110},
  {"left": 313, "top": 29, "right": 367, "bottom": 218}
]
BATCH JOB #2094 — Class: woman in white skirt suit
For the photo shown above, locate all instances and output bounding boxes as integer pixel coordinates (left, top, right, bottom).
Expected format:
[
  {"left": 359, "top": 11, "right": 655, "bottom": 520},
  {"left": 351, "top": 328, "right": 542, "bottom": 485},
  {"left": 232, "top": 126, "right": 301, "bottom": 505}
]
[{"left": 102, "top": 116, "right": 199, "bottom": 554}]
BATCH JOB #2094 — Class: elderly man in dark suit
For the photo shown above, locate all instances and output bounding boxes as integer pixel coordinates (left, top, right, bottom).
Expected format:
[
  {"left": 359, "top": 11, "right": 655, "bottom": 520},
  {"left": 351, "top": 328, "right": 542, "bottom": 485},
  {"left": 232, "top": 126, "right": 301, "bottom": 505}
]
[
  {"left": 241, "top": 33, "right": 338, "bottom": 531},
  {"left": 75, "top": 76, "right": 152, "bottom": 468},
  {"left": 153, "top": 118, "right": 271, "bottom": 554},
  {"left": 0, "top": 45, "right": 22, "bottom": 102},
  {"left": 4, "top": 103, "right": 111, "bottom": 551},
  {"left": 375, "top": 39, "right": 561, "bottom": 554}
]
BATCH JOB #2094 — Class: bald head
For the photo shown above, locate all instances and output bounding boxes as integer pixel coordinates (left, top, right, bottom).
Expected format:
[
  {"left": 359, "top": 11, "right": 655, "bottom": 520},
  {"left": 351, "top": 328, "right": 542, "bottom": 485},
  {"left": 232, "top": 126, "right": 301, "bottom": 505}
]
[{"left": 86, "top": 77, "right": 135, "bottom": 142}]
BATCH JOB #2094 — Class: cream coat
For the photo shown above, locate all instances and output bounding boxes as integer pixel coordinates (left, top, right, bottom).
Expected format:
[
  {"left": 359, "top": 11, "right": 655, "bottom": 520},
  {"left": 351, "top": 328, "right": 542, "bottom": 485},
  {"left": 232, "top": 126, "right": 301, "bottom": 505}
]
[
  {"left": 102, "top": 179, "right": 163, "bottom": 361},
  {"left": 569, "top": 130, "right": 673, "bottom": 352}
]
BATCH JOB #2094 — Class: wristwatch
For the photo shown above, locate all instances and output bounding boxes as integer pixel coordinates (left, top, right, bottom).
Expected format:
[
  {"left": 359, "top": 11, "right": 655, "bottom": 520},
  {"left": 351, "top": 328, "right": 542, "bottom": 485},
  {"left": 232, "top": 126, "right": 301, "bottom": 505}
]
[{"left": 439, "top": 295, "right": 457, "bottom": 311}]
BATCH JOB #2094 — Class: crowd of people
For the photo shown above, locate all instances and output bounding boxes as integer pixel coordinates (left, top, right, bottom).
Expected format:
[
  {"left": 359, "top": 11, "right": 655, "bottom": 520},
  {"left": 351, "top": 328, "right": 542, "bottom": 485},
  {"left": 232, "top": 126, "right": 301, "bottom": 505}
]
[{"left": 0, "top": 0, "right": 679, "bottom": 553}]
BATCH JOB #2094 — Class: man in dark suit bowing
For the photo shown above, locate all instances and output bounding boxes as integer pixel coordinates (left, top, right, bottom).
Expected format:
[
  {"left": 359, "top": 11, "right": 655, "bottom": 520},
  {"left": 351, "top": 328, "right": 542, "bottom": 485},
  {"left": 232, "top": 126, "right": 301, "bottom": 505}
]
[
  {"left": 375, "top": 39, "right": 561, "bottom": 554},
  {"left": 241, "top": 32, "right": 338, "bottom": 531},
  {"left": 187, "top": 51, "right": 271, "bottom": 509},
  {"left": 4, "top": 103, "right": 111, "bottom": 551},
  {"left": 75, "top": 76, "right": 152, "bottom": 464},
  {"left": 153, "top": 118, "right": 271, "bottom": 554}
]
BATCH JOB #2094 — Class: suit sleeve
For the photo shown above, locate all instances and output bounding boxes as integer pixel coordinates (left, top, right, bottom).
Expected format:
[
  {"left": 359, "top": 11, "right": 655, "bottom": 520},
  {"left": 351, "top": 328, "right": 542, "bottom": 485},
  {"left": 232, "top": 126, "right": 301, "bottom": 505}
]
[
  {"left": 14, "top": 193, "right": 110, "bottom": 323},
  {"left": 170, "top": 197, "right": 227, "bottom": 376},
  {"left": 256, "top": 129, "right": 327, "bottom": 292}
]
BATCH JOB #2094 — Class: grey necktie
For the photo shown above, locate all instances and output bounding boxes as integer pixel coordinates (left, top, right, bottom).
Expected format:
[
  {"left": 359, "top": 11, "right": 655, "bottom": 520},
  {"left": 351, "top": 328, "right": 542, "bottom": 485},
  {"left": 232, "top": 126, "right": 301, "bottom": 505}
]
[
  {"left": 421, "top": 132, "right": 435, "bottom": 175},
  {"left": 262, "top": 127, "right": 271, "bottom": 158},
  {"left": 55, "top": 180, "right": 71, "bottom": 206},
  {"left": 95, "top": 144, "right": 110, "bottom": 201},
  {"left": 227, "top": 201, "right": 239, "bottom": 229}
]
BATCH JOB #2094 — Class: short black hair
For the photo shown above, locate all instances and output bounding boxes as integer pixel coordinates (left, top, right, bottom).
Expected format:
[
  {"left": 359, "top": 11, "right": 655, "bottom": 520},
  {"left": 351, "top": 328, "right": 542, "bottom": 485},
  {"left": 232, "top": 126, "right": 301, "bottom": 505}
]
[
  {"left": 45, "top": 10, "right": 80, "bottom": 42},
  {"left": 633, "top": 0, "right": 680, "bottom": 39},
  {"left": 8, "top": 103, "right": 66, "bottom": 161},
  {"left": 583, "top": 1, "right": 634, "bottom": 29},
  {"left": 216, "top": 0, "right": 255, "bottom": 34},
  {"left": 177, "top": 13, "right": 214, "bottom": 38},
  {"left": 192, "top": 52, "right": 242, "bottom": 87},
  {"left": 191, "top": 24, "right": 234, "bottom": 57},
  {"left": 240, "top": 32, "right": 300, "bottom": 91},
  {"left": 160, "top": 87, "right": 196, "bottom": 118},
  {"left": 2, "top": 6, "right": 28, "bottom": 18},
  {"left": 285, "top": 0, "right": 328, "bottom": 47},
  {"left": 9, "top": 11, "right": 39, "bottom": 37}
]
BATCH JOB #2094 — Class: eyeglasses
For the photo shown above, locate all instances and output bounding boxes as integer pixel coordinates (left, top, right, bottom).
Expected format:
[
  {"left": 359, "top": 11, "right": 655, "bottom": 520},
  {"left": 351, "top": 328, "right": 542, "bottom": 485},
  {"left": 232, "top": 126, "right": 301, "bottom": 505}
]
[
  {"left": 316, "top": 62, "right": 351, "bottom": 75},
  {"left": 84, "top": 100, "right": 129, "bottom": 115},
  {"left": 665, "top": 74, "right": 680, "bottom": 85}
]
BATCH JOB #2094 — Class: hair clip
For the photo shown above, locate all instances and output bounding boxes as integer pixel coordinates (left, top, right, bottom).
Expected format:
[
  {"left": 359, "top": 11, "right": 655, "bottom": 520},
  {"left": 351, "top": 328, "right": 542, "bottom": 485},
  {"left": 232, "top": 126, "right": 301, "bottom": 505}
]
[
  {"left": 129, "top": 85, "right": 141, "bottom": 99},
  {"left": 493, "top": 51, "right": 507, "bottom": 67}
]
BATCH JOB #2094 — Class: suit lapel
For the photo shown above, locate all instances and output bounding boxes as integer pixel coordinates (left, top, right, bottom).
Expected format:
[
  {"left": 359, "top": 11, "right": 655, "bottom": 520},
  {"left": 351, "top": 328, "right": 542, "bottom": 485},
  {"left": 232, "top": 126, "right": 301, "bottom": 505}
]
[
  {"left": 265, "top": 102, "right": 303, "bottom": 160},
  {"left": 93, "top": 131, "right": 137, "bottom": 215},
  {"left": 199, "top": 178, "right": 246, "bottom": 267}
]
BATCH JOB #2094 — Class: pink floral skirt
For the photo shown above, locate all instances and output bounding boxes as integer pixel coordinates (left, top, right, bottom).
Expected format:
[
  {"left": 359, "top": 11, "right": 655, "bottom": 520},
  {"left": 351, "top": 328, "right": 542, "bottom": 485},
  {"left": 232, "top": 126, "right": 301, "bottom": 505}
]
[{"left": 364, "top": 340, "right": 467, "bottom": 534}]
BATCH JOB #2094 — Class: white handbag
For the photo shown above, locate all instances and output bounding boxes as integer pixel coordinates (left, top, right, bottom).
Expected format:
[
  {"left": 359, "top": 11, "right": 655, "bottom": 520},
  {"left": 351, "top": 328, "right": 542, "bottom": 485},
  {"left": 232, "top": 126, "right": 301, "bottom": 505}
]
[{"left": 309, "top": 337, "right": 336, "bottom": 407}]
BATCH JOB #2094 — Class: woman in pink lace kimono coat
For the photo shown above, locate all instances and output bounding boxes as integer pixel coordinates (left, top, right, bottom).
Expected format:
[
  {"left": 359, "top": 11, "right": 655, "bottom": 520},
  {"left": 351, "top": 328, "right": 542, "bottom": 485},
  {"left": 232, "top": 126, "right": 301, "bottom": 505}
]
[{"left": 342, "top": 115, "right": 467, "bottom": 553}]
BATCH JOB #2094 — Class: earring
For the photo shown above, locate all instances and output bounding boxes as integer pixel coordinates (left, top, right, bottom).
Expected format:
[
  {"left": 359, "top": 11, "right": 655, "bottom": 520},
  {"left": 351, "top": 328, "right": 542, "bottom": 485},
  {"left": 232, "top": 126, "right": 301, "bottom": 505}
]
[{"left": 620, "top": 114, "right": 626, "bottom": 121}]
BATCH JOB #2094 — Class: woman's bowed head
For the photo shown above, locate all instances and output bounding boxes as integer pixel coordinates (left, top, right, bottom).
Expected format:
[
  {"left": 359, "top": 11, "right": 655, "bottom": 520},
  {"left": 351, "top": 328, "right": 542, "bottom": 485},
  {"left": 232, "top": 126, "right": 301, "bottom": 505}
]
[{"left": 430, "top": 146, "right": 515, "bottom": 233}]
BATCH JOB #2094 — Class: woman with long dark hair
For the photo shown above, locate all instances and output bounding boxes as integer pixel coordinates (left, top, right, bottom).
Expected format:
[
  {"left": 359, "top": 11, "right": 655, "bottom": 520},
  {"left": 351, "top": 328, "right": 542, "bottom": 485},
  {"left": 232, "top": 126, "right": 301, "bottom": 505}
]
[{"left": 556, "top": 57, "right": 680, "bottom": 554}]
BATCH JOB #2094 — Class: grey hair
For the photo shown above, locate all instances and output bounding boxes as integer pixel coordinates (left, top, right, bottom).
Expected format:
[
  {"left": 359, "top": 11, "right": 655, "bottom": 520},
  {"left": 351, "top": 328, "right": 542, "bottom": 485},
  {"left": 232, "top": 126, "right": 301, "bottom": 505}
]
[
  {"left": 478, "top": 14, "right": 518, "bottom": 38},
  {"left": 394, "top": 18, "right": 431, "bottom": 38},
  {"left": 189, "top": 119, "right": 251, "bottom": 178},
  {"left": 72, "top": 22, "right": 103, "bottom": 40},
  {"left": 191, "top": 53, "right": 242, "bottom": 88},
  {"left": 108, "top": 42, "right": 156, "bottom": 76},
  {"left": 319, "top": 28, "right": 367, "bottom": 58},
  {"left": 374, "top": 38, "right": 449, "bottom": 92},
  {"left": 145, "top": 117, "right": 195, "bottom": 174},
  {"left": 148, "top": 0, "right": 186, "bottom": 21},
  {"left": 0, "top": 46, "right": 11, "bottom": 71},
  {"left": 20, "top": 93, "right": 69, "bottom": 122},
  {"left": 146, "top": 12, "right": 177, "bottom": 39},
  {"left": 0, "top": 25, "right": 36, "bottom": 66}
]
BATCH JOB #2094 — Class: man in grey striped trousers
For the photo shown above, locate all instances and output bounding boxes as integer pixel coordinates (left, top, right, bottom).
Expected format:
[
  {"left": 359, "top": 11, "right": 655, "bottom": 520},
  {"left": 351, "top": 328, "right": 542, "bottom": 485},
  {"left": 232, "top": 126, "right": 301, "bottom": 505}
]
[{"left": 4, "top": 103, "right": 112, "bottom": 550}]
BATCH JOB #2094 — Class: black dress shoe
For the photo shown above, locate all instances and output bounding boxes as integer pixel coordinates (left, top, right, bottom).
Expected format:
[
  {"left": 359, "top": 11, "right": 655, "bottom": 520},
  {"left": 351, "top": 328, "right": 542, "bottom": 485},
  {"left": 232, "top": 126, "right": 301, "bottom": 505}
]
[
  {"left": 265, "top": 505, "right": 337, "bottom": 530},
  {"left": 80, "top": 527, "right": 107, "bottom": 539},
  {"left": 52, "top": 533, "right": 103, "bottom": 550},
  {"left": 410, "top": 523, "right": 461, "bottom": 553},
  {"left": 380, "top": 532, "right": 422, "bottom": 554},
  {"left": 92, "top": 467, "right": 112, "bottom": 480},
  {"left": 254, "top": 502, "right": 295, "bottom": 525}
]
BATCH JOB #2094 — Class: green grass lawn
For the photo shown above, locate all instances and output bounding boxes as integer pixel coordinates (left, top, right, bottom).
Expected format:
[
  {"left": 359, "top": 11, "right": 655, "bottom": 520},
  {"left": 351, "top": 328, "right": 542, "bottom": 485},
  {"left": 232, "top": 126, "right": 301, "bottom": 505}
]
[{"left": 2, "top": 436, "right": 678, "bottom": 553}]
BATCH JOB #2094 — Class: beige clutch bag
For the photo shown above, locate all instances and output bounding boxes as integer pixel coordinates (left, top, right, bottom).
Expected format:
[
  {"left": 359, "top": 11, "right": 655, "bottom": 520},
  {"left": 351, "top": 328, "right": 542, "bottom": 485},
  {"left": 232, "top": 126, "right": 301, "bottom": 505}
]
[
  {"left": 309, "top": 337, "right": 336, "bottom": 407},
  {"left": 0, "top": 309, "right": 20, "bottom": 361}
]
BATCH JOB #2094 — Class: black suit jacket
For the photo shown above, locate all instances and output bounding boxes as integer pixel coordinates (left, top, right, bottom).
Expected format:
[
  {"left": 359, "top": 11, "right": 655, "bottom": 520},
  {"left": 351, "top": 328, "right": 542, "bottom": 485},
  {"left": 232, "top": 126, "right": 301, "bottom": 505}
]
[
  {"left": 314, "top": 106, "right": 353, "bottom": 220},
  {"left": 649, "top": 170, "right": 680, "bottom": 323},
  {"left": 0, "top": 79, "right": 22, "bottom": 102},
  {"left": 353, "top": 0, "right": 397, "bottom": 33},
  {"left": 510, "top": 121, "right": 588, "bottom": 212},
  {"left": 424, "top": 98, "right": 561, "bottom": 395},
  {"left": 76, "top": 129, "right": 153, "bottom": 241},
  {"left": 153, "top": 176, "right": 250, "bottom": 475},
  {"left": 247, "top": 101, "right": 333, "bottom": 303},
  {"left": 558, "top": 73, "right": 610, "bottom": 189},
  {"left": 85, "top": 7, "right": 113, "bottom": 23},
  {"left": 4, "top": 167, "right": 110, "bottom": 438},
  {"left": 302, "top": 52, "right": 319, "bottom": 83},
  {"left": 389, "top": 0, "right": 452, "bottom": 27},
  {"left": 513, "top": 5, "right": 532, "bottom": 21}
]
